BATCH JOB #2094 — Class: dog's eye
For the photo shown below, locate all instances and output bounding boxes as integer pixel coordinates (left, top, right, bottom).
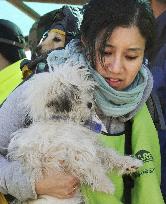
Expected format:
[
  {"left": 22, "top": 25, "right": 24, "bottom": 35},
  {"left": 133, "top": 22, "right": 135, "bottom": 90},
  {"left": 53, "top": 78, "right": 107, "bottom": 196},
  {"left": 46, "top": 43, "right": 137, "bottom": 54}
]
[
  {"left": 75, "top": 95, "right": 80, "bottom": 100},
  {"left": 53, "top": 37, "right": 62, "bottom": 42},
  {"left": 87, "top": 102, "right": 93, "bottom": 109}
]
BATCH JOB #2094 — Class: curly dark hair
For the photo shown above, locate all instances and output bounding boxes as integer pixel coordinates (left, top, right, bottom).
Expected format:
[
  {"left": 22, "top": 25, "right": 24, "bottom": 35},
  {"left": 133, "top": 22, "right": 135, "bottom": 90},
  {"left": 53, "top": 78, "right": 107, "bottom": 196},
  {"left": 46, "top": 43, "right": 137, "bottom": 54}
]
[{"left": 81, "top": 0, "right": 156, "bottom": 65}]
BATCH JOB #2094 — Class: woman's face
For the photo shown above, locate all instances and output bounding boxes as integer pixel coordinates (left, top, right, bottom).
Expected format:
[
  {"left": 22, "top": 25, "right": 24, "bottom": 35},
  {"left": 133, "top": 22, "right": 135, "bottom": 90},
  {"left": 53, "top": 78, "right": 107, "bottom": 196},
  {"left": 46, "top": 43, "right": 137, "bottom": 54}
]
[{"left": 95, "top": 26, "right": 146, "bottom": 91}]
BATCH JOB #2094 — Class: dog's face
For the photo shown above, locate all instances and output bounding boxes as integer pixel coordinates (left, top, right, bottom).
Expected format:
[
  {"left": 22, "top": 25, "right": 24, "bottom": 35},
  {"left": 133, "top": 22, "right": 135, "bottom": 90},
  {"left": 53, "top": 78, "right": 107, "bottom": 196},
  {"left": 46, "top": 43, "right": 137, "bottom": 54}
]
[
  {"left": 36, "top": 31, "right": 65, "bottom": 55},
  {"left": 46, "top": 82, "right": 94, "bottom": 122},
  {"left": 24, "top": 65, "right": 96, "bottom": 123}
]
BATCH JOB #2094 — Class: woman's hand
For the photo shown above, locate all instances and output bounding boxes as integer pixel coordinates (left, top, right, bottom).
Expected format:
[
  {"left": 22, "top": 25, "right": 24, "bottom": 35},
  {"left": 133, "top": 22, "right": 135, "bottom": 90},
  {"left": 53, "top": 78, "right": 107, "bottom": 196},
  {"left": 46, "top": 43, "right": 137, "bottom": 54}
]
[{"left": 35, "top": 169, "right": 80, "bottom": 199}]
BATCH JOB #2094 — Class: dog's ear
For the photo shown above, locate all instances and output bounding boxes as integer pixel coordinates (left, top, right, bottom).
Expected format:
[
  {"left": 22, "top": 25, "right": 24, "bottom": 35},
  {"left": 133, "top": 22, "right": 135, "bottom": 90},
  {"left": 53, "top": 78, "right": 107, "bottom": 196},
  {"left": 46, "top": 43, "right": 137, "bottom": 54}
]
[
  {"left": 46, "top": 84, "right": 79, "bottom": 113},
  {"left": 47, "top": 95, "right": 72, "bottom": 113}
]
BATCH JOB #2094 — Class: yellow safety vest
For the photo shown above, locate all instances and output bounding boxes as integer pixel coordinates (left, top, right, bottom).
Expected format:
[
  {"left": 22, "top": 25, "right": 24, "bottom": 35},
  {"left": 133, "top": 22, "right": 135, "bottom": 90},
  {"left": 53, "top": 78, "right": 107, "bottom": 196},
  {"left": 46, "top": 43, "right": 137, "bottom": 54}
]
[
  {"left": 0, "top": 60, "right": 23, "bottom": 104},
  {"left": 81, "top": 105, "right": 164, "bottom": 204}
]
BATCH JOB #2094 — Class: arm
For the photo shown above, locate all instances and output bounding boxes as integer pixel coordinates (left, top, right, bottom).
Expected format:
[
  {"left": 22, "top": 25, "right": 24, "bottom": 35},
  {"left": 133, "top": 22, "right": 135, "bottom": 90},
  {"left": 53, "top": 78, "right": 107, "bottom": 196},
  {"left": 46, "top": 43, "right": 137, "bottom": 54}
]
[
  {"left": 0, "top": 83, "right": 37, "bottom": 201},
  {"left": 0, "top": 155, "right": 36, "bottom": 201},
  {"left": 0, "top": 84, "right": 27, "bottom": 151}
]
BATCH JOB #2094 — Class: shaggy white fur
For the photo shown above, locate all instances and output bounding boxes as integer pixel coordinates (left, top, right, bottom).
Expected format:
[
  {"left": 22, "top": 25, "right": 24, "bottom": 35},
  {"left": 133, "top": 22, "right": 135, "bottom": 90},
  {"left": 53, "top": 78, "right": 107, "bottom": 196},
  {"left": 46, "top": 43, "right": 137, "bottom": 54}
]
[{"left": 7, "top": 62, "right": 142, "bottom": 204}]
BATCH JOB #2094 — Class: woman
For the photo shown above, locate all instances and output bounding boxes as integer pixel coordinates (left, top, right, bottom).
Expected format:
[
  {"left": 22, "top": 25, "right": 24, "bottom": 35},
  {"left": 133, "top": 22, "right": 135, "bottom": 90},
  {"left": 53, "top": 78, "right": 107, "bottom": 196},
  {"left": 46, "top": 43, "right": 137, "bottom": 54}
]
[{"left": 0, "top": 0, "right": 164, "bottom": 203}]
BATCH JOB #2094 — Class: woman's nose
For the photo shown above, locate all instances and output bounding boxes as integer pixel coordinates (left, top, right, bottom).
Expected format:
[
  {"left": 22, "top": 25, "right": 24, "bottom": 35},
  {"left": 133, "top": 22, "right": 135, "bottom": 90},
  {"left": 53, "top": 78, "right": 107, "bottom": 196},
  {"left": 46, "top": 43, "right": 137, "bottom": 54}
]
[{"left": 107, "top": 57, "right": 122, "bottom": 74}]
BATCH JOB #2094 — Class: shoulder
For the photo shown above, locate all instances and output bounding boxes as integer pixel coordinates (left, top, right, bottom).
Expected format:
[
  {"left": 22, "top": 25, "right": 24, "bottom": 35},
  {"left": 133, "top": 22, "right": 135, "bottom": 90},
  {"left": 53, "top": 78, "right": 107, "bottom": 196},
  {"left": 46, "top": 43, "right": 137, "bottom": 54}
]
[
  {"left": 133, "top": 104, "right": 154, "bottom": 125},
  {"left": 133, "top": 103, "right": 157, "bottom": 133}
]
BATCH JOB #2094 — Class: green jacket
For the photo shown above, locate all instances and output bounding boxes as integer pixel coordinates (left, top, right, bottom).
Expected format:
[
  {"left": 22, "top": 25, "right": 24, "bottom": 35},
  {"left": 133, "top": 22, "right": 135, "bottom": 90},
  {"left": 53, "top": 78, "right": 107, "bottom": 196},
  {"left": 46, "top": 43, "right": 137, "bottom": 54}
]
[
  {"left": 0, "top": 60, "right": 23, "bottom": 104},
  {"left": 82, "top": 105, "right": 164, "bottom": 204}
]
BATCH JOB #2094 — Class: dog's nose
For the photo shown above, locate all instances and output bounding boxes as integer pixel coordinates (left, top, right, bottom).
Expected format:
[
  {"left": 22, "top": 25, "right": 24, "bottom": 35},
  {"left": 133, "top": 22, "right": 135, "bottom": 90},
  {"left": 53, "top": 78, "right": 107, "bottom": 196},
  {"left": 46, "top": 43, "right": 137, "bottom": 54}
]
[{"left": 87, "top": 102, "right": 93, "bottom": 109}]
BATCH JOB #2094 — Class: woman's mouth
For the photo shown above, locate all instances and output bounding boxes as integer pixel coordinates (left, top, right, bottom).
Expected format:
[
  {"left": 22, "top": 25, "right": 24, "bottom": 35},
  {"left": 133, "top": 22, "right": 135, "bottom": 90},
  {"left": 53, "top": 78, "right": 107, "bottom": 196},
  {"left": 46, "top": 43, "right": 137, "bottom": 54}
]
[{"left": 106, "top": 78, "right": 122, "bottom": 88}]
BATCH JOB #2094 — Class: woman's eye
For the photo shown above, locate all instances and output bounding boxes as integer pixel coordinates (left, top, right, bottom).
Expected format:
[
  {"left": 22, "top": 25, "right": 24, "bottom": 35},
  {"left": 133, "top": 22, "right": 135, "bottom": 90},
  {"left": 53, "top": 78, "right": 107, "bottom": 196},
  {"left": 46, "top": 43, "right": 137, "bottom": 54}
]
[
  {"left": 53, "top": 37, "right": 62, "bottom": 42},
  {"left": 126, "top": 56, "right": 138, "bottom": 60},
  {"left": 103, "top": 51, "right": 112, "bottom": 56}
]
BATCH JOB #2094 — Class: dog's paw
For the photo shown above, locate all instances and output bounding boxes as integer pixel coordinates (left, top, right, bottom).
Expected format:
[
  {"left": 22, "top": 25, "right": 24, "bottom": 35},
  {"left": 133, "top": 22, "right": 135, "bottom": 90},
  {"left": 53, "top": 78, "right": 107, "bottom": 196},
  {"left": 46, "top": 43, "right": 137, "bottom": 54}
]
[
  {"left": 119, "top": 156, "right": 143, "bottom": 174},
  {"left": 94, "top": 180, "right": 115, "bottom": 194}
]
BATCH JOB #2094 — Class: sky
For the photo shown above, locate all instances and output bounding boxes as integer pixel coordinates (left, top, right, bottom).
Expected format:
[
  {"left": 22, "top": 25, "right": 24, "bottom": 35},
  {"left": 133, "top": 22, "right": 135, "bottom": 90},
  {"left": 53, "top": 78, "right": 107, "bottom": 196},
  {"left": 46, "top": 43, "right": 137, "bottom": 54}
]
[{"left": 0, "top": 0, "right": 64, "bottom": 36}]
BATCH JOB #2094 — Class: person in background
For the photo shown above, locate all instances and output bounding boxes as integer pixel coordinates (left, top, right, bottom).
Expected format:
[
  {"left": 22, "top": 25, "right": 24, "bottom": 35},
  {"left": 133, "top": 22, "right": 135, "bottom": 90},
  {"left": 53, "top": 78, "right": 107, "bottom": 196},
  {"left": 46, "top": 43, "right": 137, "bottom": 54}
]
[
  {"left": 148, "top": 0, "right": 166, "bottom": 202},
  {"left": 21, "top": 5, "right": 82, "bottom": 79},
  {"left": 0, "top": 0, "right": 164, "bottom": 203},
  {"left": 0, "top": 19, "right": 26, "bottom": 104},
  {"left": 0, "top": 19, "right": 26, "bottom": 204}
]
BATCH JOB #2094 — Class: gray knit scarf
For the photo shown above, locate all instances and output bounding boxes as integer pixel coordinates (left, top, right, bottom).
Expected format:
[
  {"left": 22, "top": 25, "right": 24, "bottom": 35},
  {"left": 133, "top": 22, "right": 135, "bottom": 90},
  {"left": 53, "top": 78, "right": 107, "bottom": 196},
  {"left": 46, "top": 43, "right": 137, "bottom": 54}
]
[{"left": 89, "top": 64, "right": 151, "bottom": 117}]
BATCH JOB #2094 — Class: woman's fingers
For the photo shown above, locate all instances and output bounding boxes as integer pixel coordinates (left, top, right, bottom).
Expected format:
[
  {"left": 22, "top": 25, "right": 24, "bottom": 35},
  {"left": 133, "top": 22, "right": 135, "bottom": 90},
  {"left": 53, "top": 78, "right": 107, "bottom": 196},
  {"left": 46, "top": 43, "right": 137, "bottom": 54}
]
[{"left": 35, "top": 170, "right": 80, "bottom": 199}]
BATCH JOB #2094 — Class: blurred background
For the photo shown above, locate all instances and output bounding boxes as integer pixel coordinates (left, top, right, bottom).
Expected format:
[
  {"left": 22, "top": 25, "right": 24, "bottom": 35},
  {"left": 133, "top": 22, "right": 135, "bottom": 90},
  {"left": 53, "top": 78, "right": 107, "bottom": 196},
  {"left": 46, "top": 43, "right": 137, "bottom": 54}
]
[{"left": 0, "top": 0, "right": 86, "bottom": 58}]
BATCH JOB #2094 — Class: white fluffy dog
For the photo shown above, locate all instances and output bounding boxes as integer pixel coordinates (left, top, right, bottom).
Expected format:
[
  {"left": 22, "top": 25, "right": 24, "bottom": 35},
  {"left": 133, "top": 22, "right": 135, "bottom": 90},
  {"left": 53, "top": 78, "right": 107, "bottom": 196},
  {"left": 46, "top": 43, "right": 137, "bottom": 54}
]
[{"left": 7, "top": 61, "right": 142, "bottom": 204}]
